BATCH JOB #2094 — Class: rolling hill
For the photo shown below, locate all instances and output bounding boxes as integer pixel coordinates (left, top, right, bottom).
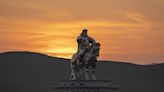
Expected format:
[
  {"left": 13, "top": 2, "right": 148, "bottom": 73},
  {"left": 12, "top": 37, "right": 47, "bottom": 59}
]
[{"left": 0, "top": 51, "right": 164, "bottom": 92}]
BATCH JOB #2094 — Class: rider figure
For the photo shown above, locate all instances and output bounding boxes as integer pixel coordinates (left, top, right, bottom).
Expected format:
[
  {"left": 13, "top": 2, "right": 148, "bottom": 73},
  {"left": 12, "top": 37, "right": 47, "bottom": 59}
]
[
  {"left": 77, "top": 29, "right": 98, "bottom": 80},
  {"left": 77, "top": 29, "right": 96, "bottom": 60}
]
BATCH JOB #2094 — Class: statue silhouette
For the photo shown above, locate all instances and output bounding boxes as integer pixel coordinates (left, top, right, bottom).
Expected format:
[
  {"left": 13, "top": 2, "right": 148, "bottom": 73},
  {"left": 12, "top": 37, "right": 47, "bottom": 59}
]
[{"left": 70, "top": 29, "right": 101, "bottom": 80}]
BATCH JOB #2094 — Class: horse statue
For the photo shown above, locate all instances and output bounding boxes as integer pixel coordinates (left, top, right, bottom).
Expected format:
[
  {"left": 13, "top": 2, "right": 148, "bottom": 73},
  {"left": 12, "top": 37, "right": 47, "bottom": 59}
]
[{"left": 70, "top": 42, "right": 100, "bottom": 80}]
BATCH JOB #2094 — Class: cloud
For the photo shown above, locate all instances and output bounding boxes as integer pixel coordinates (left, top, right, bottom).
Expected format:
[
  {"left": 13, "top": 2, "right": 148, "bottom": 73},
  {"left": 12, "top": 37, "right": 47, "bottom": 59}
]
[{"left": 0, "top": 0, "right": 164, "bottom": 64}]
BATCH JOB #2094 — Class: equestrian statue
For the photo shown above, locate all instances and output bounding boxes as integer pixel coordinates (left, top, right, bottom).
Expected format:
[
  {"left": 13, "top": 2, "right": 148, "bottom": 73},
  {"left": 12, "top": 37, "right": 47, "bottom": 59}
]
[{"left": 70, "top": 29, "right": 101, "bottom": 80}]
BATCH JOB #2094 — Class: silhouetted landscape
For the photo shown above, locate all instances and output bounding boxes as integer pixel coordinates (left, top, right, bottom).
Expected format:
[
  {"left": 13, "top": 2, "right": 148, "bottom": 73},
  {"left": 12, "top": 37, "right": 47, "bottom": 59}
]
[{"left": 0, "top": 51, "right": 164, "bottom": 92}]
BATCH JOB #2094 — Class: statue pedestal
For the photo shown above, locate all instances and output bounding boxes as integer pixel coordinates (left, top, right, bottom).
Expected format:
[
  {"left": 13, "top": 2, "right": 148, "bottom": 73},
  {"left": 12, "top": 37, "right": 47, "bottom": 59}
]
[{"left": 52, "top": 80, "right": 118, "bottom": 92}]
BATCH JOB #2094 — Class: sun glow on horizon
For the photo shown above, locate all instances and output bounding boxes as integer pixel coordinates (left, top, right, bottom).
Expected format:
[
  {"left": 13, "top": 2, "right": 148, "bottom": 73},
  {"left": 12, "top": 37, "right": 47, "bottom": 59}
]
[{"left": 0, "top": 0, "right": 164, "bottom": 64}]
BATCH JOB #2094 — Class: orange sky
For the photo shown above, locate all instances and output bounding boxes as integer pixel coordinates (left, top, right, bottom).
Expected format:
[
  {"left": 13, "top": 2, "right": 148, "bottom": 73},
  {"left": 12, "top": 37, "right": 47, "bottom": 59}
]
[{"left": 0, "top": 0, "right": 164, "bottom": 64}]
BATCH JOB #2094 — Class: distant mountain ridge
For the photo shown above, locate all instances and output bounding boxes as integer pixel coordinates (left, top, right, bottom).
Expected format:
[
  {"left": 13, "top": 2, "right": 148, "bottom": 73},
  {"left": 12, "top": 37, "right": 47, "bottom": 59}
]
[
  {"left": 0, "top": 51, "right": 69, "bottom": 62},
  {"left": 0, "top": 51, "right": 163, "bottom": 66}
]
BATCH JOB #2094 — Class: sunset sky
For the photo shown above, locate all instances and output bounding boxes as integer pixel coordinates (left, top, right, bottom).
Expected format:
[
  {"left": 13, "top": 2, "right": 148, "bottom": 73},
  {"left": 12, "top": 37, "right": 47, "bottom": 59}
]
[{"left": 0, "top": 0, "right": 164, "bottom": 64}]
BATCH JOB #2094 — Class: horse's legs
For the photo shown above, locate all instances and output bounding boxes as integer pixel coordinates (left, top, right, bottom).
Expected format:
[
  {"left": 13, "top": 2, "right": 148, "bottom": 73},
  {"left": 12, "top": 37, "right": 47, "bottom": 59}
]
[
  {"left": 70, "top": 54, "right": 77, "bottom": 80},
  {"left": 90, "top": 58, "right": 97, "bottom": 80},
  {"left": 91, "top": 65, "right": 96, "bottom": 80},
  {"left": 84, "top": 59, "right": 97, "bottom": 80},
  {"left": 76, "top": 67, "right": 83, "bottom": 80},
  {"left": 70, "top": 63, "right": 76, "bottom": 80},
  {"left": 85, "top": 65, "right": 90, "bottom": 80},
  {"left": 85, "top": 66, "right": 96, "bottom": 80}
]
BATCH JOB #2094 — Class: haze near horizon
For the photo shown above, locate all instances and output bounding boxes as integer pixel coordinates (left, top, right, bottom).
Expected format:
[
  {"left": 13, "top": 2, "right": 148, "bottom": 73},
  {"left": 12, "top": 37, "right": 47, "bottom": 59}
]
[{"left": 0, "top": 0, "right": 164, "bottom": 64}]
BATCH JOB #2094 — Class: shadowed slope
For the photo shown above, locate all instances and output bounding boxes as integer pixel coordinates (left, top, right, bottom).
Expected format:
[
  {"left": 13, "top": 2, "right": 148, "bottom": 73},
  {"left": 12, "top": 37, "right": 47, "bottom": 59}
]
[
  {"left": 0, "top": 51, "right": 69, "bottom": 62},
  {"left": 0, "top": 51, "right": 164, "bottom": 92}
]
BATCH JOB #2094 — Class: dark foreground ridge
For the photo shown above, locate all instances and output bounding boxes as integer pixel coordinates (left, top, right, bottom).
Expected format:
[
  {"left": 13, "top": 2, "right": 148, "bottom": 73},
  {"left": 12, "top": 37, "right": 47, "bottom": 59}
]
[
  {"left": 0, "top": 51, "right": 164, "bottom": 92},
  {"left": 0, "top": 51, "right": 69, "bottom": 62}
]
